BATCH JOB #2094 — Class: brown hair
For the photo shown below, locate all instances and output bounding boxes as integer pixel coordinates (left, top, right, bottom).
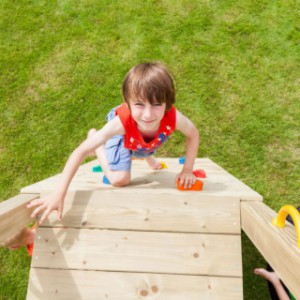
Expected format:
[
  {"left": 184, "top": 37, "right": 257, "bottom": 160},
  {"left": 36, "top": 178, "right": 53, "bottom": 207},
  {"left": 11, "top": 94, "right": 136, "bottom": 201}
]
[{"left": 122, "top": 62, "right": 175, "bottom": 111}]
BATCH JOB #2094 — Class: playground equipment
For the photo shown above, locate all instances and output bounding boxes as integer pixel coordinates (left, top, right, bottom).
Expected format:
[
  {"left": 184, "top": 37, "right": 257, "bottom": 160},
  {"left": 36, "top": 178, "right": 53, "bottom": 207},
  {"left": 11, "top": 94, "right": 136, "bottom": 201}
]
[
  {"left": 160, "top": 161, "right": 168, "bottom": 169},
  {"left": 179, "top": 156, "right": 186, "bottom": 164},
  {"left": 176, "top": 179, "right": 204, "bottom": 191},
  {"left": 0, "top": 158, "right": 299, "bottom": 299},
  {"left": 102, "top": 175, "right": 111, "bottom": 185},
  {"left": 272, "top": 205, "right": 300, "bottom": 248},
  {"left": 92, "top": 165, "right": 103, "bottom": 172},
  {"left": 192, "top": 168, "right": 206, "bottom": 178}
]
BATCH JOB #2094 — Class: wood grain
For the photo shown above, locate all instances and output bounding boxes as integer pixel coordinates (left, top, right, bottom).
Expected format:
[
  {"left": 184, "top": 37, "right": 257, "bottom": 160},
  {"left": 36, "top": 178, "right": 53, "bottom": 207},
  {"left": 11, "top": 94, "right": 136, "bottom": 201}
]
[
  {"left": 32, "top": 228, "right": 242, "bottom": 277},
  {"left": 43, "top": 191, "right": 241, "bottom": 234},
  {"left": 27, "top": 269, "right": 243, "bottom": 300}
]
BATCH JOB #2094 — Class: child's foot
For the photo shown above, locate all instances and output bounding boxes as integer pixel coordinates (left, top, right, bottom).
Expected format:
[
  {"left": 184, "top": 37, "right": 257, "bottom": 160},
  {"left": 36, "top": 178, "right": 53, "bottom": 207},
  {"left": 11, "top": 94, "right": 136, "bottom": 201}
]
[
  {"left": 145, "top": 156, "right": 162, "bottom": 170},
  {"left": 87, "top": 128, "right": 97, "bottom": 157}
]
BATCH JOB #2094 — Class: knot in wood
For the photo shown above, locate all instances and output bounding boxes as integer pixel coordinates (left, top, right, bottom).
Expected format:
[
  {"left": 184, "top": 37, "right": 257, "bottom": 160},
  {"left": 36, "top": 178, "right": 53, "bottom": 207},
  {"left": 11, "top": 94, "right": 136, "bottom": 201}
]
[{"left": 140, "top": 290, "right": 148, "bottom": 297}]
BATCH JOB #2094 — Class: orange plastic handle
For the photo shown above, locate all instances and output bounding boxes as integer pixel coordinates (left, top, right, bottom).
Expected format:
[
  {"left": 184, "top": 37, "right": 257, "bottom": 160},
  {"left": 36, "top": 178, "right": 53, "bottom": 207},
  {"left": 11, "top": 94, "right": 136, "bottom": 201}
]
[
  {"left": 272, "top": 205, "right": 300, "bottom": 248},
  {"left": 177, "top": 179, "right": 203, "bottom": 191}
]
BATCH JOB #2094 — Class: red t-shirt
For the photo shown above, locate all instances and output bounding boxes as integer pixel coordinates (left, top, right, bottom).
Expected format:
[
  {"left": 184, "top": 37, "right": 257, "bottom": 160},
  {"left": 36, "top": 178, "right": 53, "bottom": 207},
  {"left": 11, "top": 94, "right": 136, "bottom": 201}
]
[{"left": 116, "top": 103, "right": 176, "bottom": 154}]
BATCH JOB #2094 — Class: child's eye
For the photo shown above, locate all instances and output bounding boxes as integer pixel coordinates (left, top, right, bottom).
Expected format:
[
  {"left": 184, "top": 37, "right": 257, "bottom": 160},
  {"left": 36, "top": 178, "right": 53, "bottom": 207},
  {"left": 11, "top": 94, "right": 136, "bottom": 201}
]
[
  {"left": 135, "top": 102, "right": 144, "bottom": 106},
  {"left": 153, "top": 103, "right": 162, "bottom": 107}
]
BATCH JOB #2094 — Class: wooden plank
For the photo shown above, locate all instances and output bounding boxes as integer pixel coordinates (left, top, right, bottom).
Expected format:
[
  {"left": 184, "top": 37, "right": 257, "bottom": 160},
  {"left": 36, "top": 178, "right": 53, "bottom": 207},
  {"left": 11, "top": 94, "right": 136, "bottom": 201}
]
[
  {"left": 21, "top": 158, "right": 262, "bottom": 201},
  {"left": 31, "top": 228, "right": 242, "bottom": 277},
  {"left": 0, "top": 193, "right": 39, "bottom": 244},
  {"left": 27, "top": 269, "right": 243, "bottom": 300},
  {"left": 241, "top": 202, "right": 300, "bottom": 299},
  {"left": 43, "top": 191, "right": 240, "bottom": 234}
]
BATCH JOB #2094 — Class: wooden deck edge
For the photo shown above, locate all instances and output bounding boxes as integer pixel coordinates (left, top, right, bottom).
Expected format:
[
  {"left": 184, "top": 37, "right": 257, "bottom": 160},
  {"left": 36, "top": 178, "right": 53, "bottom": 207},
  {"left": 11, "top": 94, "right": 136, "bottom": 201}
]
[
  {"left": 241, "top": 202, "right": 300, "bottom": 299},
  {"left": 27, "top": 268, "right": 243, "bottom": 300},
  {"left": 240, "top": 194, "right": 263, "bottom": 202},
  {"left": 0, "top": 193, "right": 39, "bottom": 245}
]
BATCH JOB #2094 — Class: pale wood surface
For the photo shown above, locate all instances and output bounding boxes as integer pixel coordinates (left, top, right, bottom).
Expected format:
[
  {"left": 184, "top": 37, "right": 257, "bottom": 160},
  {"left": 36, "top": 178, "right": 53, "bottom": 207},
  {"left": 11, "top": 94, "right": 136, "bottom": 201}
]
[
  {"left": 31, "top": 228, "right": 242, "bottom": 277},
  {"left": 21, "top": 158, "right": 263, "bottom": 201},
  {"left": 0, "top": 193, "right": 39, "bottom": 244},
  {"left": 43, "top": 191, "right": 241, "bottom": 234},
  {"left": 26, "top": 158, "right": 247, "bottom": 299},
  {"left": 27, "top": 269, "right": 243, "bottom": 300},
  {"left": 241, "top": 202, "right": 300, "bottom": 300}
]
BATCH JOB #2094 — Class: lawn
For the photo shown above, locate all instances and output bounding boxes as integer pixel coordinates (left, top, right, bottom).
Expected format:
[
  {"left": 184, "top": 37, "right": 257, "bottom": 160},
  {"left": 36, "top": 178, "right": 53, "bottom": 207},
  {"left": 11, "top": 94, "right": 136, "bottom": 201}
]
[{"left": 0, "top": 0, "right": 299, "bottom": 299}]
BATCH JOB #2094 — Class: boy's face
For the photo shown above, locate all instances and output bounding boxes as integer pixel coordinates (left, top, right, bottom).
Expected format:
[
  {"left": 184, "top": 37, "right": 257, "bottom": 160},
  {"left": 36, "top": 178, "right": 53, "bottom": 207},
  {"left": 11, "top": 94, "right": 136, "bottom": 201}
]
[{"left": 128, "top": 99, "right": 166, "bottom": 133}]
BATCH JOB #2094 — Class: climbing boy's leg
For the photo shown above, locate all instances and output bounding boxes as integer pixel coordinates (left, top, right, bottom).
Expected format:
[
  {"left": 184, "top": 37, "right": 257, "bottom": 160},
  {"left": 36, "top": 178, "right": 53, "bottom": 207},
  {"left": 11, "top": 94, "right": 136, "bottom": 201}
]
[
  {"left": 145, "top": 155, "right": 163, "bottom": 170},
  {"left": 96, "top": 144, "right": 131, "bottom": 187},
  {"left": 88, "top": 129, "right": 131, "bottom": 187}
]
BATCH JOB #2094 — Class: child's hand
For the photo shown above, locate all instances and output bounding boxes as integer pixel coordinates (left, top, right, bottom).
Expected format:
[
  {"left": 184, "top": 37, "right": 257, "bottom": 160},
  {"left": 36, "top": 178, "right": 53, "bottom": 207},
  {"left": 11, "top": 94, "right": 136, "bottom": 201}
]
[
  {"left": 176, "top": 169, "right": 196, "bottom": 189},
  {"left": 2, "top": 228, "right": 32, "bottom": 249},
  {"left": 27, "top": 192, "right": 64, "bottom": 225}
]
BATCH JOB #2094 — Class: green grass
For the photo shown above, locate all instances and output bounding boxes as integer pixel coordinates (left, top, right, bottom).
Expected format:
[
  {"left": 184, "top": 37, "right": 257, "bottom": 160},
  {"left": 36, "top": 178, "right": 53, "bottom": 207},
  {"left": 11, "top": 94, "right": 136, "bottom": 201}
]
[{"left": 1, "top": 0, "right": 299, "bottom": 299}]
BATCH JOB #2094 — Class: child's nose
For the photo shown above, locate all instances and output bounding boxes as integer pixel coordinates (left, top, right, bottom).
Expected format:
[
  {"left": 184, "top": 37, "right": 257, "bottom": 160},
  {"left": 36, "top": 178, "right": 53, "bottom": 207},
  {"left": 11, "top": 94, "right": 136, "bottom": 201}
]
[{"left": 143, "top": 107, "right": 153, "bottom": 119}]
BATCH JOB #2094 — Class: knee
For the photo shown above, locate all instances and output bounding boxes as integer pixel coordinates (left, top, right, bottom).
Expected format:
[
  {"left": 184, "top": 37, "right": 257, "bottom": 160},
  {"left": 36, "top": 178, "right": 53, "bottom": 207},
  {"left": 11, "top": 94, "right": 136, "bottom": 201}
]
[{"left": 110, "top": 173, "right": 131, "bottom": 187}]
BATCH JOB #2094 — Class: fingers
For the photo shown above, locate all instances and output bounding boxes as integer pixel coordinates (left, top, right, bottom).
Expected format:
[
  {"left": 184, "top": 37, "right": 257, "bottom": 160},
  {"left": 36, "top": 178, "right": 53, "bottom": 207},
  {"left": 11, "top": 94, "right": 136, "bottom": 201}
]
[
  {"left": 30, "top": 202, "right": 46, "bottom": 219},
  {"left": 27, "top": 199, "right": 48, "bottom": 220},
  {"left": 253, "top": 268, "right": 272, "bottom": 280},
  {"left": 27, "top": 196, "right": 63, "bottom": 225},
  {"left": 57, "top": 209, "right": 63, "bottom": 221},
  {"left": 27, "top": 198, "right": 44, "bottom": 209},
  {"left": 39, "top": 209, "right": 52, "bottom": 225},
  {"left": 254, "top": 268, "right": 264, "bottom": 275},
  {"left": 185, "top": 178, "right": 196, "bottom": 189},
  {"left": 178, "top": 174, "right": 196, "bottom": 189},
  {"left": 33, "top": 205, "right": 55, "bottom": 225}
]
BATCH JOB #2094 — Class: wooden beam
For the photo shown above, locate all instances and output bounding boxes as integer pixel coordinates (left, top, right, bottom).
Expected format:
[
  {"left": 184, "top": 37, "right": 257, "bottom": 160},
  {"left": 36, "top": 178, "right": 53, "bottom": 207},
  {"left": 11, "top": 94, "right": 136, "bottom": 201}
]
[
  {"left": 0, "top": 193, "right": 39, "bottom": 245},
  {"left": 241, "top": 202, "right": 300, "bottom": 299},
  {"left": 27, "top": 269, "right": 243, "bottom": 300},
  {"left": 32, "top": 228, "right": 242, "bottom": 277},
  {"left": 44, "top": 191, "right": 241, "bottom": 234}
]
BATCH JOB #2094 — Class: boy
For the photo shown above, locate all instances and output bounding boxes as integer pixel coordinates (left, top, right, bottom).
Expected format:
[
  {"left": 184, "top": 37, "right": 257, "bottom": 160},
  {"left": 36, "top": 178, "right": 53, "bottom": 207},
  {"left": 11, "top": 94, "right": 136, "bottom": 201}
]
[{"left": 28, "top": 62, "right": 199, "bottom": 224}]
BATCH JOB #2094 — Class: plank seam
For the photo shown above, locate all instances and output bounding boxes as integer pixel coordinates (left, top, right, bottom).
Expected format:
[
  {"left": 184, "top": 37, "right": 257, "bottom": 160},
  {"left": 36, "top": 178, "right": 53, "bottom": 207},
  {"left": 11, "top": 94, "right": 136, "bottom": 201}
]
[
  {"left": 30, "top": 267, "right": 243, "bottom": 278},
  {"left": 39, "top": 226, "right": 242, "bottom": 235}
]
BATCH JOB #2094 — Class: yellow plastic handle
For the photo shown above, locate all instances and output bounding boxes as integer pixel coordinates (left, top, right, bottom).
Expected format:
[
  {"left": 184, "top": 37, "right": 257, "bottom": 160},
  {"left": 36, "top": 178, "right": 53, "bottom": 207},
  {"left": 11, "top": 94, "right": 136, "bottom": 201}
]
[
  {"left": 160, "top": 162, "right": 168, "bottom": 169},
  {"left": 272, "top": 205, "right": 300, "bottom": 248}
]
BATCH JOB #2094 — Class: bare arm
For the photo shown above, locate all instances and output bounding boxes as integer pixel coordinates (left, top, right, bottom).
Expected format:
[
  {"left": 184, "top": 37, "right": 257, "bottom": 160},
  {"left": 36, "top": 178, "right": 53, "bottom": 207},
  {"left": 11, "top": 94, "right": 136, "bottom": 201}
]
[
  {"left": 254, "top": 269, "right": 290, "bottom": 300},
  {"left": 27, "top": 116, "right": 125, "bottom": 224},
  {"left": 274, "top": 284, "right": 291, "bottom": 300},
  {"left": 175, "top": 109, "right": 200, "bottom": 188}
]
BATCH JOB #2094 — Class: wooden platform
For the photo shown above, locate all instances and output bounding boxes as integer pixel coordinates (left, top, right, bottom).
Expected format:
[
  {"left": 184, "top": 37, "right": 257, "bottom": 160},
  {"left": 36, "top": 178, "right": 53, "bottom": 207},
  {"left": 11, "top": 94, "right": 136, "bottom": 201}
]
[{"left": 25, "top": 158, "right": 263, "bottom": 299}]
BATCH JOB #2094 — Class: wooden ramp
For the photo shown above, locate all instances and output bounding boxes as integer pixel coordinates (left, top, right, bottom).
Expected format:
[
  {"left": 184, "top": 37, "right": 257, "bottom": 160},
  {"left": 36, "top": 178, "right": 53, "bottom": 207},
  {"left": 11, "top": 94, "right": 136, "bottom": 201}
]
[{"left": 25, "top": 158, "right": 262, "bottom": 300}]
